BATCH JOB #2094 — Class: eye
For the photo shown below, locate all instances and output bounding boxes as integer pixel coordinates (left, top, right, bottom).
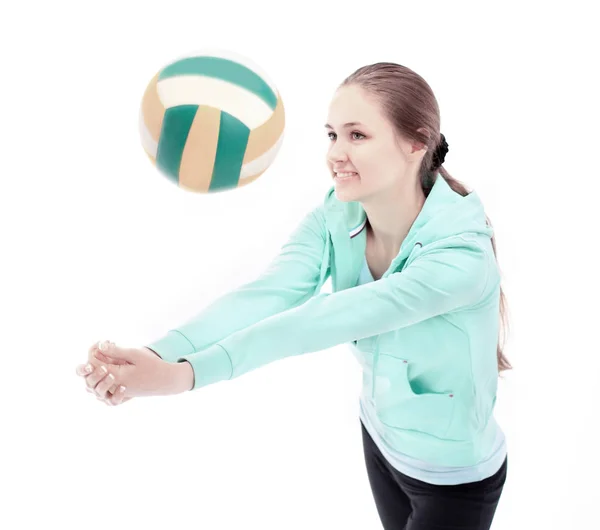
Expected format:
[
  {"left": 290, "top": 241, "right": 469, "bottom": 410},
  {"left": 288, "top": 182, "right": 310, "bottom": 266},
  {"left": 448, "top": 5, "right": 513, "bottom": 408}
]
[{"left": 327, "top": 131, "right": 366, "bottom": 141}]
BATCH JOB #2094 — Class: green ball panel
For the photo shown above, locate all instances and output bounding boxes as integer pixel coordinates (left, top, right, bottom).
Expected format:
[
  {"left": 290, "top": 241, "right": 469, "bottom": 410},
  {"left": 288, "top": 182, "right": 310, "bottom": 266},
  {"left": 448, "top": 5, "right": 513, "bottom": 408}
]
[
  {"left": 158, "top": 56, "right": 278, "bottom": 110},
  {"left": 155, "top": 105, "right": 199, "bottom": 183},
  {"left": 209, "top": 111, "right": 250, "bottom": 192}
]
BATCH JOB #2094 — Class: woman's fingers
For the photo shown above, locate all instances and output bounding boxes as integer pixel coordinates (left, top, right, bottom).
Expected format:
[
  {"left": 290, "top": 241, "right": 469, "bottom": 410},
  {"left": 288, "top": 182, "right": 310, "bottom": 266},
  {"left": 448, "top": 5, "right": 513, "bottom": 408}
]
[
  {"left": 75, "top": 363, "right": 94, "bottom": 377},
  {"left": 107, "top": 385, "right": 128, "bottom": 406},
  {"left": 92, "top": 340, "right": 131, "bottom": 366},
  {"left": 88, "top": 341, "right": 101, "bottom": 356},
  {"left": 89, "top": 340, "right": 107, "bottom": 361},
  {"left": 84, "top": 365, "right": 110, "bottom": 390},
  {"left": 94, "top": 372, "right": 116, "bottom": 399},
  {"left": 78, "top": 341, "right": 137, "bottom": 406}
]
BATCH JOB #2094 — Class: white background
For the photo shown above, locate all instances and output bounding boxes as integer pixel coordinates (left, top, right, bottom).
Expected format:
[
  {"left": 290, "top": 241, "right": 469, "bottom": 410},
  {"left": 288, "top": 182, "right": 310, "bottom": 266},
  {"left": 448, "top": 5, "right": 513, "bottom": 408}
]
[{"left": 2, "top": 1, "right": 599, "bottom": 529}]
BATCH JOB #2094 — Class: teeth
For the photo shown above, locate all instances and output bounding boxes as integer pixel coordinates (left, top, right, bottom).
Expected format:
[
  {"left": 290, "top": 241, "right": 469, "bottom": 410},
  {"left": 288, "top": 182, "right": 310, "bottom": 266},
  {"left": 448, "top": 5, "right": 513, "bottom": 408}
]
[{"left": 335, "top": 172, "right": 358, "bottom": 178}]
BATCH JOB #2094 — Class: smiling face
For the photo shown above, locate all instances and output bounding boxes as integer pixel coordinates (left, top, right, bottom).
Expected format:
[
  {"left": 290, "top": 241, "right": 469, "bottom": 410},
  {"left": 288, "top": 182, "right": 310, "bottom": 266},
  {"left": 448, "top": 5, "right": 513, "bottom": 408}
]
[{"left": 325, "top": 84, "right": 424, "bottom": 203}]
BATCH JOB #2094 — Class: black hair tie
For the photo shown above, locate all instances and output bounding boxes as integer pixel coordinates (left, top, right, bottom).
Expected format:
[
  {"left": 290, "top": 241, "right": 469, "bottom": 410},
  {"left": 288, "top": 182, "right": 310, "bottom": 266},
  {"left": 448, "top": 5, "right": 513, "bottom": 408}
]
[{"left": 430, "top": 133, "right": 449, "bottom": 171}]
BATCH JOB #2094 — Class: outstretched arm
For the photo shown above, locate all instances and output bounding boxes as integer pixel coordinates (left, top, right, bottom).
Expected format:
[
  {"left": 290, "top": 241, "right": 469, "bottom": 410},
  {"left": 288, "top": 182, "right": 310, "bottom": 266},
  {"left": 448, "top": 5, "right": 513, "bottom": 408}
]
[
  {"left": 178, "top": 234, "right": 491, "bottom": 390},
  {"left": 145, "top": 207, "right": 329, "bottom": 363}
]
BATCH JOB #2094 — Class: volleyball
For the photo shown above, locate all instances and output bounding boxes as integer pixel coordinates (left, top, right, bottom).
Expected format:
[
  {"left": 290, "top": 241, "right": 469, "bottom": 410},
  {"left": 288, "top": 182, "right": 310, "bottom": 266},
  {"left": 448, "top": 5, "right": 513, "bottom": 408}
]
[{"left": 139, "top": 50, "right": 285, "bottom": 193}]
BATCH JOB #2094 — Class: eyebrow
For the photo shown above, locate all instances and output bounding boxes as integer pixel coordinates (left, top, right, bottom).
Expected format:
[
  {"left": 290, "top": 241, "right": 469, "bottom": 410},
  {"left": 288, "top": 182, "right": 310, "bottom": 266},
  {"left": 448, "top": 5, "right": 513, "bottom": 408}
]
[{"left": 324, "top": 122, "right": 364, "bottom": 129}]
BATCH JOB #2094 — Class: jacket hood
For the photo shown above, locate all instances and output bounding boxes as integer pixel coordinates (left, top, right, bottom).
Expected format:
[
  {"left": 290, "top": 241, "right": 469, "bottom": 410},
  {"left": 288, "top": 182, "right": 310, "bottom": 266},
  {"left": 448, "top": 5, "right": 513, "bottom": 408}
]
[
  {"left": 323, "top": 173, "right": 494, "bottom": 259},
  {"left": 321, "top": 174, "right": 494, "bottom": 292}
]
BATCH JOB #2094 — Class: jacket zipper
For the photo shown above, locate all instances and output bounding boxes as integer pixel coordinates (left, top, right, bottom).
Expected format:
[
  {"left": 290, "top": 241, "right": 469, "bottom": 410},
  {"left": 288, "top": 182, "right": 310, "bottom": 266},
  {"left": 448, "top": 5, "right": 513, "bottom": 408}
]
[{"left": 371, "top": 335, "right": 382, "bottom": 399}]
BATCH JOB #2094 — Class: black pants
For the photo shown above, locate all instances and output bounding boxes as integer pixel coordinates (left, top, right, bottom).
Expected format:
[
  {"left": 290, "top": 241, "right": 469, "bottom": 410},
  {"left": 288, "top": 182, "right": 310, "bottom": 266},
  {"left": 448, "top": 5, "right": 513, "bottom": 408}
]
[{"left": 361, "top": 421, "right": 507, "bottom": 530}]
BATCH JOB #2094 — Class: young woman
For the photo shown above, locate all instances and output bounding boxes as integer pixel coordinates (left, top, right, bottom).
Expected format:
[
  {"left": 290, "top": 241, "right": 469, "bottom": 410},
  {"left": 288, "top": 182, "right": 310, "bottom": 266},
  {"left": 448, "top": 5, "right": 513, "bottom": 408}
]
[{"left": 77, "top": 62, "right": 511, "bottom": 530}]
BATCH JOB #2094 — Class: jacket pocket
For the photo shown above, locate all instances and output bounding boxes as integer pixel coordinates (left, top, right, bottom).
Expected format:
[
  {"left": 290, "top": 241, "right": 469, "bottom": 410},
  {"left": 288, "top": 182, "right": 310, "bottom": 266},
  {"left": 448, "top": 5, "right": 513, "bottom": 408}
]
[
  {"left": 373, "top": 354, "right": 457, "bottom": 440},
  {"left": 476, "top": 376, "right": 497, "bottom": 427}
]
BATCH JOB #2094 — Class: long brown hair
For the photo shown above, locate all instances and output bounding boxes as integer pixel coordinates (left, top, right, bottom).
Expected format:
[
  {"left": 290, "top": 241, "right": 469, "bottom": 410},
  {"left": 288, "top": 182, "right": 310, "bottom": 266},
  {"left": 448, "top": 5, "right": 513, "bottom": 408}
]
[{"left": 341, "top": 62, "right": 512, "bottom": 373}]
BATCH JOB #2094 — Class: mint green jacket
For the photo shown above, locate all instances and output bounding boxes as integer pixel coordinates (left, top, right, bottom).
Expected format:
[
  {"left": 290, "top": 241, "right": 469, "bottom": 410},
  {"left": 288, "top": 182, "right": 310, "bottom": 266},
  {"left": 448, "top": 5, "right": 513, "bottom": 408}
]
[{"left": 148, "top": 175, "right": 502, "bottom": 466}]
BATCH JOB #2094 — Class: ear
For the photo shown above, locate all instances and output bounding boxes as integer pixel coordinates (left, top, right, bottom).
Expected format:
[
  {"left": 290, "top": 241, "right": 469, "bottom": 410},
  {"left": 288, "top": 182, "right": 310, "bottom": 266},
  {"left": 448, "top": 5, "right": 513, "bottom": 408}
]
[
  {"left": 412, "top": 127, "right": 430, "bottom": 153},
  {"left": 410, "top": 141, "right": 428, "bottom": 155}
]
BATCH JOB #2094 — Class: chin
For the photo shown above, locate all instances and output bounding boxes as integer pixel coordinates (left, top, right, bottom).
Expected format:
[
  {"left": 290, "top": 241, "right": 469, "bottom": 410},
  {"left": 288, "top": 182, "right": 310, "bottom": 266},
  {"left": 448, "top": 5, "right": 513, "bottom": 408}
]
[
  {"left": 331, "top": 172, "right": 365, "bottom": 202},
  {"left": 333, "top": 187, "right": 362, "bottom": 203}
]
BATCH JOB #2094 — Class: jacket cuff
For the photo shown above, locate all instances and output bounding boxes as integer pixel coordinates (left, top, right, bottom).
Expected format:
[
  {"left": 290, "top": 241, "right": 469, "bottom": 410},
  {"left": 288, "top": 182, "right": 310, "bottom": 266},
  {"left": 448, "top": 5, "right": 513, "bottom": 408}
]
[
  {"left": 176, "top": 344, "right": 233, "bottom": 390},
  {"left": 145, "top": 330, "right": 196, "bottom": 363}
]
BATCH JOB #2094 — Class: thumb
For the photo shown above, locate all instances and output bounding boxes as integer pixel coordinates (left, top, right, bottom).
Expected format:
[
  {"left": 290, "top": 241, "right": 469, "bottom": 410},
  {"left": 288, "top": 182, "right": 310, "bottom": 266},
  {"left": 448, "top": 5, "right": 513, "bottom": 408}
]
[{"left": 98, "top": 340, "right": 140, "bottom": 363}]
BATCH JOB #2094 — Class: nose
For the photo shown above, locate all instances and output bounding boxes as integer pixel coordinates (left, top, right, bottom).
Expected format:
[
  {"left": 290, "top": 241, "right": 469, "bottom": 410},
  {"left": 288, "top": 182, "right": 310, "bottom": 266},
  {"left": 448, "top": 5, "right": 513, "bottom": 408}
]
[{"left": 327, "top": 141, "right": 349, "bottom": 166}]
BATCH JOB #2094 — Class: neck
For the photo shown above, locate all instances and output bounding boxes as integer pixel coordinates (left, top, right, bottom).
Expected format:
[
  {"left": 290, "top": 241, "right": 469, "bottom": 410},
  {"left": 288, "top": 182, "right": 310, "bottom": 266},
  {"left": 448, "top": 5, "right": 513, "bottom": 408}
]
[{"left": 361, "top": 178, "right": 426, "bottom": 258}]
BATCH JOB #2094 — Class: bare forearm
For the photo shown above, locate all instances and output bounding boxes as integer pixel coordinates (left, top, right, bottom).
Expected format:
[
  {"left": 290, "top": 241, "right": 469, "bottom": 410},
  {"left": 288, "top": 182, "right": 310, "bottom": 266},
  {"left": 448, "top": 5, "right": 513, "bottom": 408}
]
[
  {"left": 172, "top": 360, "right": 195, "bottom": 393},
  {"left": 143, "top": 347, "right": 195, "bottom": 393}
]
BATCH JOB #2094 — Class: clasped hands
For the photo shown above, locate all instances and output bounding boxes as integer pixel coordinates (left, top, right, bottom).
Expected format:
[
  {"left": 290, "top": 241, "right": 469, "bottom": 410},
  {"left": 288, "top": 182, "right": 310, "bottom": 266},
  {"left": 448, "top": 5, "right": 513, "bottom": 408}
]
[{"left": 75, "top": 340, "right": 194, "bottom": 406}]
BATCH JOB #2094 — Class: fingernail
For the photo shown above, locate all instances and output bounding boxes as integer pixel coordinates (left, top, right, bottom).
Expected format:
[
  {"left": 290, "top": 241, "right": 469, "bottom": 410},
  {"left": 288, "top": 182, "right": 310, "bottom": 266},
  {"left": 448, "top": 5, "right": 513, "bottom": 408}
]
[
  {"left": 99, "top": 341, "right": 108, "bottom": 352},
  {"left": 85, "top": 364, "right": 93, "bottom": 373},
  {"left": 101, "top": 366, "right": 107, "bottom": 374},
  {"left": 119, "top": 386, "right": 126, "bottom": 393},
  {"left": 108, "top": 373, "right": 114, "bottom": 380}
]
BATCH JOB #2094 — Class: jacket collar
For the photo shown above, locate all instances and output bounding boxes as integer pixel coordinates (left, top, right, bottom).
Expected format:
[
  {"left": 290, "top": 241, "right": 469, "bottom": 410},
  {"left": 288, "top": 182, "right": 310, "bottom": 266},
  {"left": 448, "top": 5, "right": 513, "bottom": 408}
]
[
  {"left": 322, "top": 174, "right": 490, "bottom": 290},
  {"left": 325, "top": 172, "right": 458, "bottom": 236}
]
